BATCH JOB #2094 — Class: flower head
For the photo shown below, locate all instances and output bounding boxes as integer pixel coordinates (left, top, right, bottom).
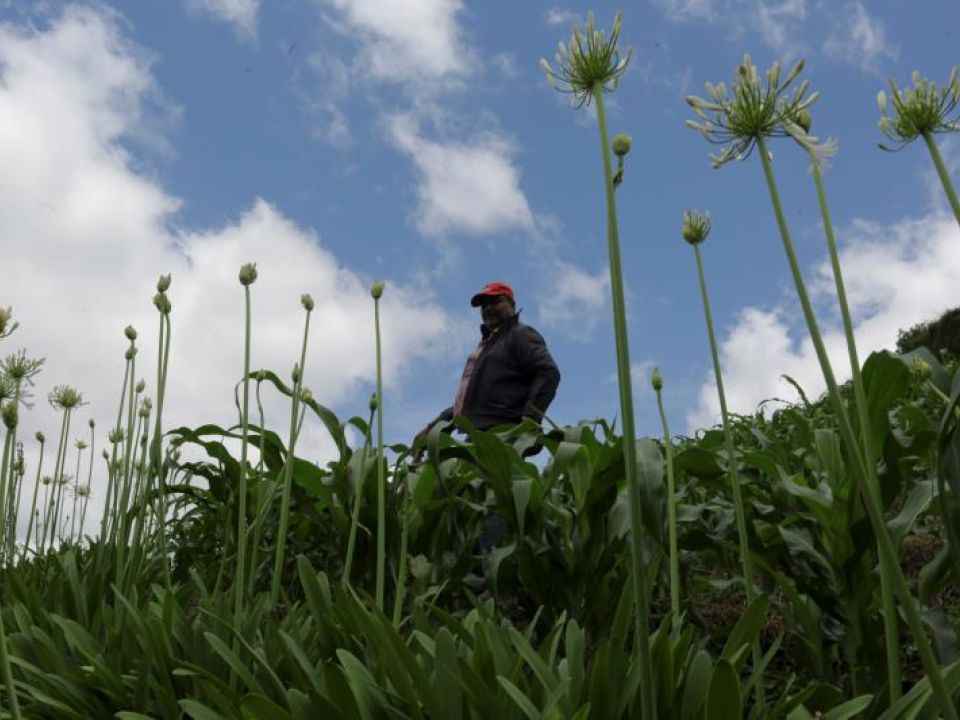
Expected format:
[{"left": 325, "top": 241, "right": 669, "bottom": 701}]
[
  {"left": 239, "top": 262, "right": 258, "bottom": 286},
  {"left": 75, "top": 439, "right": 88, "bottom": 451},
  {"left": 651, "top": 367, "right": 663, "bottom": 391},
  {"left": 124, "top": 325, "right": 137, "bottom": 341},
  {"left": 2, "top": 349, "right": 45, "bottom": 388},
  {"left": 135, "top": 380, "right": 146, "bottom": 394},
  {"left": 35, "top": 431, "right": 45, "bottom": 443},
  {"left": 49, "top": 385, "right": 85, "bottom": 411},
  {"left": 540, "top": 11, "right": 631, "bottom": 107},
  {"left": 153, "top": 292, "right": 171, "bottom": 315},
  {"left": 301, "top": 293, "right": 315, "bottom": 312},
  {"left": 0, "top": 307, "right": 18, "bottom": 339},
  {"left": 686, "top": 55, "right": 831, "bottom": 168},
  {"left": 157, "top": 274, "right": 171, "bottom": 293},
  {"left": 612, "top": 132, "right": 632, "bottom": 157},
  {"left": 878, "top": 67, "right": 960, "bottom": 151},
  {"left": 1, "top": 402, "right": 17, "bottom": 430},
  {"left": 125, "top": 346, "right": 138, "bottom": 361},
  {"left": 370, "top": 280, "right": 385, "bottom": 300},
  {"left": 681, "top": 210, "right": 712, "bottom": 246}
]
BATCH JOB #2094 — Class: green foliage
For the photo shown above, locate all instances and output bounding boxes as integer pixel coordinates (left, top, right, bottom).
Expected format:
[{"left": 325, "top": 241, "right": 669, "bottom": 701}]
[{"left": 897, "top": 306, "right": 960, "bottom": 357}]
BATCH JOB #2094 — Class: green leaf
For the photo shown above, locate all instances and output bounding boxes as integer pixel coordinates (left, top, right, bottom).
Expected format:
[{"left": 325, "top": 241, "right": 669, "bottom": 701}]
[
  {"left": 705, "top": 660, "right": 742, "bottom": 720},
  {"left": 497, "top": 676, "right": 540, "bottom": 720},
  {"left": 240, "top": 693, "right": 293, "bottom": 720},
  {"left": 180, "top": 698, "right": 228, "bottom": 720},
  {"left": 203, "top": 631, "right": 263, "bottom": 694},
  {"left": 888, "top": 479, "right": 935, "bottom": 548},
  {"left": 861, "top": 351, "right": 911, "bottom": 460},
  {"left": 680, "top": 650, "right": 713, "bottom": 720},
  {"left": 721, "top": 594, "right": 770, "bottom": 665},
  {"left": 822, "top": 694, "right": 874, "bottom": 720}
]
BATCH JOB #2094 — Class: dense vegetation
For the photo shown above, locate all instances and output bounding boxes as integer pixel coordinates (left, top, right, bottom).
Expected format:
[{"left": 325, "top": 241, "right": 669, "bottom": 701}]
[
  {"left": 897, "top": 308, "right": 960, "bottom": 357},
  {"left": 2, "top": 11, "right": 960, "bottom": 719}
]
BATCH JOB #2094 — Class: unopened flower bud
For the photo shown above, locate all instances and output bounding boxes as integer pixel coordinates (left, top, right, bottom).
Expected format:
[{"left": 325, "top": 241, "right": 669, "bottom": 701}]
[
  {"left": 239, "top": 263, "right": 258, "bottom": 286},
  {"left": 369, "top": 393, "right": 378, "bottom": 412},
  {"left": 912, "top": 357, "right": 932, "bottom": 380},
  {"left": 681, "top": 210, "right": 712, "bottom": 246},
  {"left": 370, "top": 280, "right": 385, "bottom": 299},
  {"left": 124, "top": 325, "right": 137, "bottom": 341},
  {"left": 102, "top": 449, "right": 109, "bottom": 460},
  {"left": 89, "top": 418, "right": 95, "bottom": 429},
  {"left": 651, "top": 367, "right": 663, "bottom": 391},
  {"left": 301, "top": 293, "right": 314, "bottom": 312},
  {"left": 125, "top": 346, "right": 138, "bottom": 361},
  {"left": 793, "top": 110, "right": 811, "bottom": 133},
  {"left": 136, "top": 380, "right": 146, "bottom": 394},
  {"left": 153, "top": 292, "right": 171, "bottom": 314},
  {"left": 2, "top": 402, "right": 17, "bottom": 430},
  {"left": 612, "top": 132, "right": 632, "bottom": 157},
  {"left": 157, "top": 274, "right": 171, "bottom": 293},
  {"left": 300, "top": 388, "right": 313, "bottom": 403},
  {"left": 292, "top": 364, "right": 301, "bottom": 383}
]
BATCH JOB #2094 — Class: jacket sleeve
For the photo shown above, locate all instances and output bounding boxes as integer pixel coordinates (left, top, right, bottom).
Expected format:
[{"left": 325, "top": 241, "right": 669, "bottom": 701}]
[{"left": 514, "top": 326, "right": 561, "bottom": 422}]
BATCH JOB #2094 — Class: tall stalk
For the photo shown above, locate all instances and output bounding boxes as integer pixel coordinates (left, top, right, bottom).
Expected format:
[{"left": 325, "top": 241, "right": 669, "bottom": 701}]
[
  {"left": 235, "top": 264, "right": 257, "bottom": 639},
  {"left": 652, "top": 369, "right": 680, "bottom": 619},
  {"left": 809, "top": 158, "right": 901, "bottom": 700},
  {"left": 22, "top": 433, "right": 44, "bottom": 559},
  {"left": 343, "top": 402, "right": 375, "bottom": 587},
  {"left": 0, "top": 405, "right": 22, "bottom": 719},
  {"left": 69, "top": 441, "right": 84, "bottom": 543},
  {"left": 689, "top": 226, "right": 766, "bottom": 710},
  {"left": 757, "top": 134, "right": 956, "bottom": 718},
  {"left": 102, "top": 328, "right": 134, "bottom": 543},
  {"left": 270, "top": 294, "right": 313, "bottom": 607},
  {"left": 150, "top": 281, "right": 173, "bottom": 587},
  {"left": 922, "top": 132, "right": 960, "bottom": 227},
  {"left": 371, "top": 281, "right": 386, "bottom": 611}
]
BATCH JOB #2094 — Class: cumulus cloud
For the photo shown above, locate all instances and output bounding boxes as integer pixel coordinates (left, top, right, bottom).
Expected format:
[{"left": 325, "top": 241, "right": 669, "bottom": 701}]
[
  {"left": 321, "top": 0, "right": 473, "bottom": 86},
  {"left": 387, "top": 114, "right": 535, "bottom": 238},
  {"left": 823, "top": 1, "right": 897, "bottom": 73},
  {"left": 545, "top": 8, "right": 582, "bottom": 27},
  {"left": 536, "top": 263, "right": 610, "bottom": 340},
  {"left": 654, "top": 0, "right": 717, "bottom": 22},
  {"left": 686, "top": 212, "right": 960, "bottom": 430},
  {"left": 183, "top": 0, "right": 259, "bottom": 41},
  {"left": 0, "top": 6, "right": 452, "bottom": 535}
]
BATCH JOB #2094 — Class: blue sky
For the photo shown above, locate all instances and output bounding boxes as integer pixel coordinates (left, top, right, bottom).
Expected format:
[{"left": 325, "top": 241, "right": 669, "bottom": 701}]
[{"left": 2, "top": 0, "right": 960, "bottom": 530}]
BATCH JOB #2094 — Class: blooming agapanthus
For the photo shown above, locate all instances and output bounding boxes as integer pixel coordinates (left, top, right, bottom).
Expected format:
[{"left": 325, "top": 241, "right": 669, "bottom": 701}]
[
  {"left": 539, "top": 11, "right": 631, "bottom": 107},
  {"left": 878, "top": 67, "right": 960, "bottom": 151},
  {"left": 686, "top": 55, "right": 833, "bottom": 168}
]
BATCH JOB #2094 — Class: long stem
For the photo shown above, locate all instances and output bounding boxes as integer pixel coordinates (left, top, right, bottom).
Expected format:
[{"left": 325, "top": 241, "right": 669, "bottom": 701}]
[
  {"left": 270, "top": 307, "right": 312, "bottom": 608},
  {"left": 247, "top": 379, "right": 268, "bottom": 598},
  {"left": 70, "top": 445, "right": 82, "bottom": 543},
  {"left": 151, "top": 313, "right": 172, "bottom": 586},
  {"left": 693, "top": 242, "right": 766, "bottom": 711},
  {"left": 812, "top": 161, "right": 901, "bottom": 700},
  {"left": 593, "top": 87, "right": 655, "bottom": 719},
  {"left": 0, "top": 429, "right": 22, "bottom": 719},
  {"left": 757, "top": 135, "right": 956, "bottom": 719},
  {"left": 374, "top": 297, "right": 386, "bottom": 612},
  {"left": 234, "top": 286, "right": 252, "bottom": 640},
  {"left": 102, "top": 350, "right": 131, "bottom": 543},
  {"left": 654, "top": 387, "right": 680, "bottom": 620},
  {"left": 922, "top": 131, "right": 960, "bottom": 228},
  {"left": 343, "top": 410, "right": 374, "bottom": 587},
  {"left": 22, "top": 438, "right": 44, "bottom": 560},
  {"left": 49, "top": 409, "right": 72, "bottom": 551}
]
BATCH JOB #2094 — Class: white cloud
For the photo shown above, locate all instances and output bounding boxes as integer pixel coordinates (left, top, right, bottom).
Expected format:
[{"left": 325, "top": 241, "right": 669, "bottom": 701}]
[
  {"left": 321, "top": 0, "right": 473, "bottom": 86},
  {"left": 654, "top": 0, "right": 716, "bottom": 21},
  {"left": 686, "top": 212, "right": 960, "bottom": 430},
  {"left": 823, "top": 2, "right": 897, "bottom": 73},
  {"left": 536, "top": 263, "right": 610, "bottom": 340},
  {"left": 0, "top": 6, "right": 453, "bottom": 537},
  {"left": 754, "top": 0, "right": 807, "bottom": 54},
  {"left": 545, "top": 8, "right": 582, "bottom": 27},
  {"left": 387, "top": 114, "right": 535, "bottom": 238},
  {"left": 184, "top": 0, "right": 259, "bottom": 41}
]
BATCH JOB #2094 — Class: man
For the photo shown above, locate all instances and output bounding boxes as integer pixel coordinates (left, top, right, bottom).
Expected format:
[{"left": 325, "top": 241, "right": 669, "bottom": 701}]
[{"left": 419, "top": 281, "right": 561, "bottom": 442}]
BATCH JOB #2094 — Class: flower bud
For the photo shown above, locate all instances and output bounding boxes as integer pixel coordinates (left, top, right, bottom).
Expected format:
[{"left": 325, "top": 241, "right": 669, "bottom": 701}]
[
  {"left": 369, "top": 393, "right": 378, "bottom": 412},
  {"left": 612, "top": 132, "right": 632, "bottom": 157},
  {"left": 157, "top": 274, "right": 171, "bottom": 293},
  {"left": 300, "top": 388, "right": 313, "bottom": 403},
  {"left": 136, "top": 380, "right": 146, "bottom": 394},
  {"left": 301, "top": 293, "right": 315, "bottom": 312},
  {"left": 793, "top": 109, "right": 812, "bottom": 133},
  {"left": 153, "top": 292, "right": 171, "bottom": 314},
  {"left": 124, "top": 325, "right": 137, "bottom": 341},
  {"left": 36, "top": 431, "right": 45, "bottom": 443},
  {"left": 292, "top": 364, "right": 302, "bottom": 383},
  {"left": 125, "top": 346, "right": 138, "bottom": 361},
  {"left": 651, "top": 367, "right": 663, "bottom": 391},
  {"left": 2, "top": 402, "right": 18, "bottom": 430},
  {"left": 681, "top": 210, "right": 712, "bottom": 246},
  {"left": 912, "top": 357, "right": 932, "bottom": 380},
  {"left": 89, "top": 418, "right": 95, "bottom": 429},
  {"left": 108, "top": 429, "right": 124, "bottom": 443},
  {"left": 239, "top": 263, "right": 258, "bottom": 286},
  {"left": 370, "top": 280, "right": 385, "bottom": 299},
  {"left": 102, "top": 450, "right": 109, "bottom": 461}
]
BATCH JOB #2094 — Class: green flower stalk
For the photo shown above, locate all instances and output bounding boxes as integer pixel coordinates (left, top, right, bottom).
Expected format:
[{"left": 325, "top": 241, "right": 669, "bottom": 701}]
[
  {"left": 69, "top": 439, "right": 87, "bottom": 543},
  {"left": 788, "top": 112, "right": 902, "bottom": 700},
  {"left": 371, "top": 280, "right": 387, "bottom": 611},
  {"left": 46, "top": 385, "right": 84, "bottom": 551},
  {"left": 651, "top": 367, "right": 680, "bottom": 620},
  {"left": 23, "top": 432, "right": 45, "bottom": 559},
  {"left": 0, "top": 403, "right": 22, "bottom": 718},
  {"left": 541, "top": 13, "right": 655, "bottom": 719},
  {"left": 235, "top": 263, "right": 256, "bottom": 646},
  {"left": 271, "top": 291, "right": 314, "bottom": 608},
  {"left": 878, "top": 67, "right": 960, "bottom": 227},
  {"left": 150, "top": 276, "right": 173, "bottom": 587},
  {"left": 343, "top": 396, "right": 376, "bottom": 588},
  {"left": 101, "top": 332, "right": 132, "bottom": 543},
  {"left": 683, "top": 211, "right": 765, "bottom": 709},
  {"left": 688, "top": 56, "right": 957, "bottom": 718}
]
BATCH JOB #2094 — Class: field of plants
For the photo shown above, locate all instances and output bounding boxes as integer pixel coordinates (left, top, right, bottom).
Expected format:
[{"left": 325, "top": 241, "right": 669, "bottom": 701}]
[{"left": 1, "top": 11, "right": 960, "bottom": 719}]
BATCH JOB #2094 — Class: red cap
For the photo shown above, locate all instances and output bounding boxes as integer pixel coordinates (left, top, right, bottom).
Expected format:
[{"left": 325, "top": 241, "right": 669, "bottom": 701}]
[{"left": 470, "top": 281, "right": 515, "bottom": 307}]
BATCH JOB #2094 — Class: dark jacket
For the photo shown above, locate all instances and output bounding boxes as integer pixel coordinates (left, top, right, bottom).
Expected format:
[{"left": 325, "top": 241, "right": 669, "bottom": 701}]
[{"left": 437, "top": 314, "right": 560, "bottom": 431}]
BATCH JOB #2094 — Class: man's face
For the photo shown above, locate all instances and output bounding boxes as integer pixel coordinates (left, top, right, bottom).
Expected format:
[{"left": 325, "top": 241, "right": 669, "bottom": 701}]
[{"left": 480, "top": 295, "right": 514, "bottom": 328}]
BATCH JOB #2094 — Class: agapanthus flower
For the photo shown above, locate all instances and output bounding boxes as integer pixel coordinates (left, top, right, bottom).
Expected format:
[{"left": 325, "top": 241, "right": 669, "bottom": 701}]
[
  {"left": 686, "top": 55, "right": 833, "bottom": 168},
  {"left": 539, "top": 11, "right": 631, "bottom": 107},
  {"left": 681, "top": 210, "right": 713, "bottom": 246},
  {"left": 878, "top": 67, "right": 960, "bottom": 151},
  {"left": 49, "top": 385, "right": 85, "bottom": 411}
]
